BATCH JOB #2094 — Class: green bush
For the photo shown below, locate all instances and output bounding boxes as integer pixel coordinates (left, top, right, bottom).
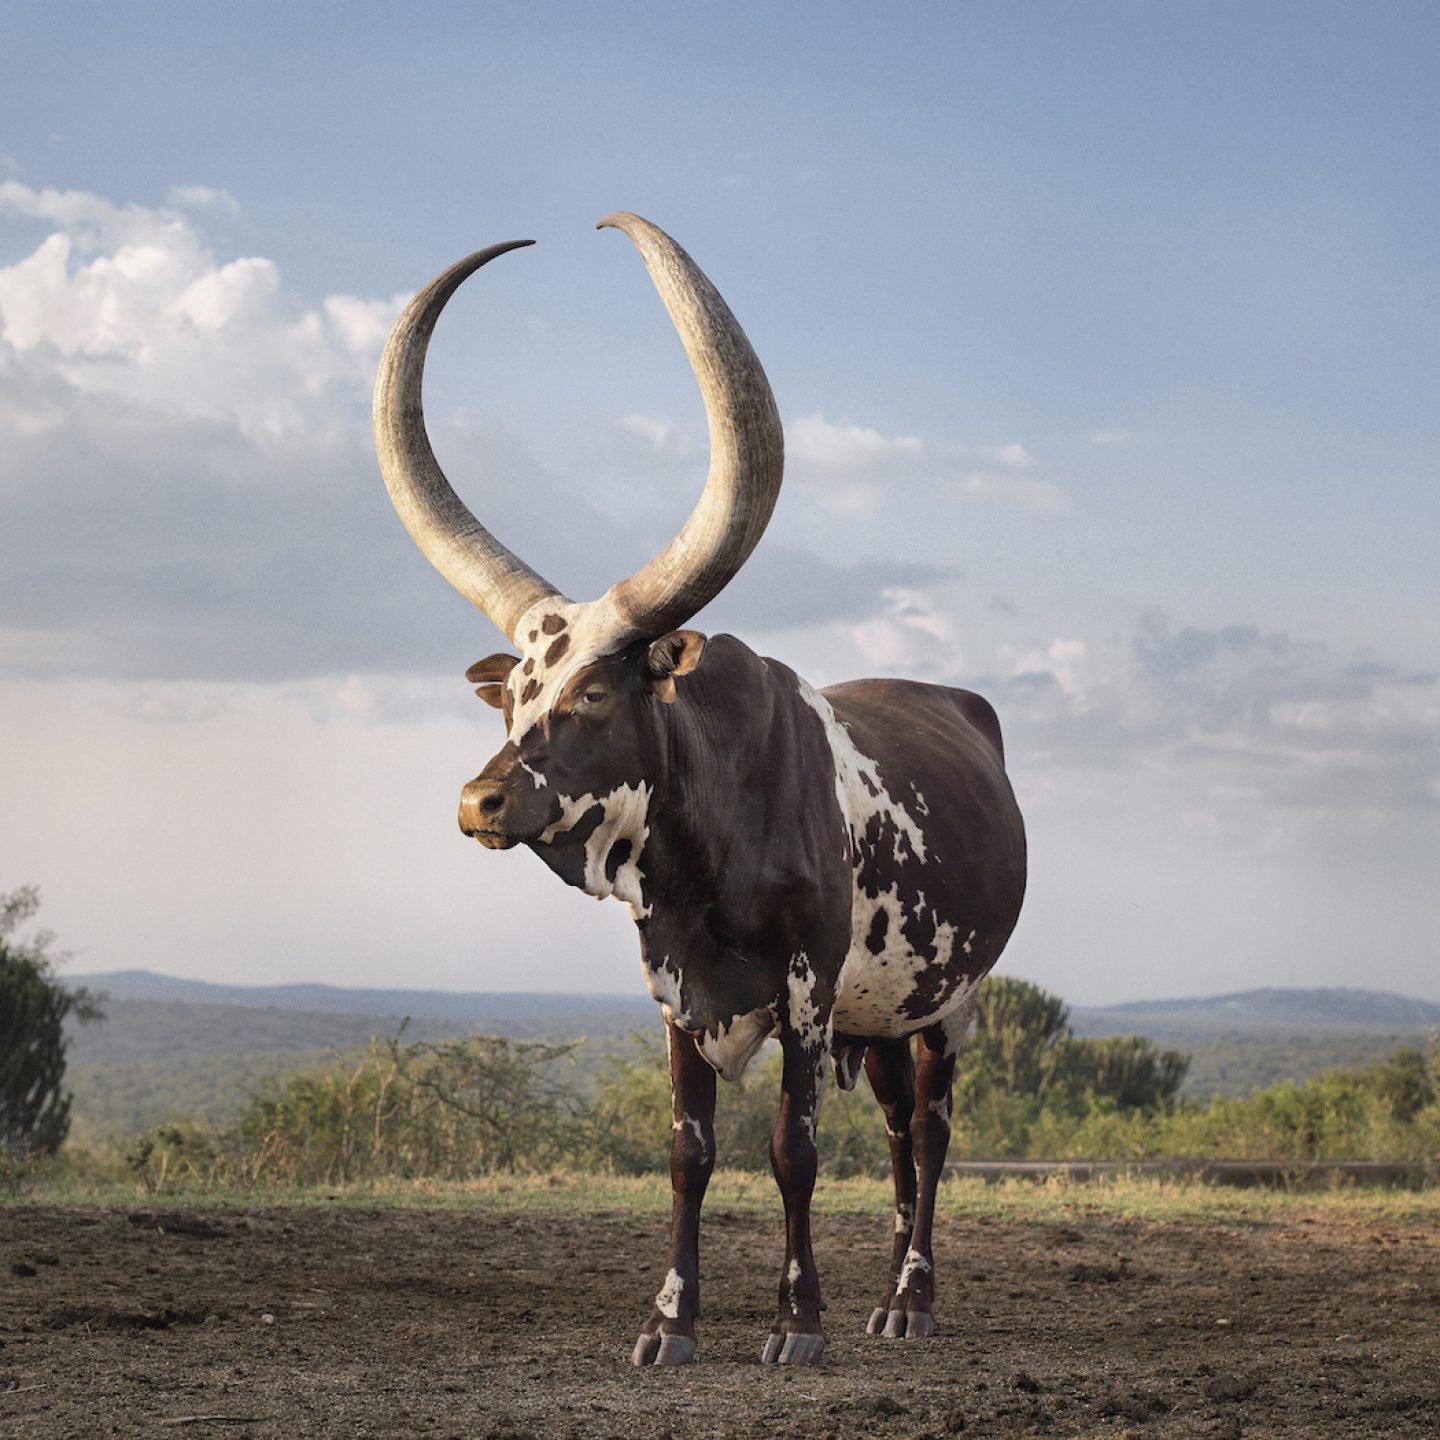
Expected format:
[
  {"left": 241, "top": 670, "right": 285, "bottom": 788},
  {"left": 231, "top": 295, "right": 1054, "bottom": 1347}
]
[
  {"left": 0, "top": 884, "right": 104, "bottom": 1156},
  {"left": 227, "top": 1031, "right": 587, "bottom": 1184},
  {"left": 948, "top": 977, "right": 1190, "bottom": 1157}
]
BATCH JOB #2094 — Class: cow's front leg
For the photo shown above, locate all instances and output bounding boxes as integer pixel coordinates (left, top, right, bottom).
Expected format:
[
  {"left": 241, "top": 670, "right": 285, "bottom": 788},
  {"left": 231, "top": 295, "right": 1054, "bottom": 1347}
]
[
  {"left": 760, "top": 1013, "right": 827, "bottom": 1365},
  {"left": 632, "top": 1021, "right": 716, "bottom": 1366}
]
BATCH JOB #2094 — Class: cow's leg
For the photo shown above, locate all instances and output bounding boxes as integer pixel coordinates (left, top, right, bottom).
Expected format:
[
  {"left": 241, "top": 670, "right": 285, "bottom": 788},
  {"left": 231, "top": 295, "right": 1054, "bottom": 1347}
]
[
  {"left": 760, "top": 1016, "right": 827, "bottom": 1365},
  {"left": 862, "top": 1036, "right": 921, "bottom": 1335},
  {"left": 876, "top": 1026, "right": 957, "bottom": 1339},
  {"left": 632, "top": 1021, "right": 716, "bottom": 1366}
]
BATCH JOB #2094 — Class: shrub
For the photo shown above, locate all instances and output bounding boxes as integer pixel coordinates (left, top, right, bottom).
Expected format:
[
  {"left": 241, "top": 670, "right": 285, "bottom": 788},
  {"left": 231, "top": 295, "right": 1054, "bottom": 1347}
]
[{"left": 0, "top": 884, "right": 104, "bottom": 1156}]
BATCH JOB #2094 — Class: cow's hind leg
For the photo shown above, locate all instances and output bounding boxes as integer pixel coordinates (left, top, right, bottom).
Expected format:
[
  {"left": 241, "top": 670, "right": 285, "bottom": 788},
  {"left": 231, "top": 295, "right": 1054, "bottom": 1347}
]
[
  {"left": 862, "top": 1037, "right": 920, "bottom": 1336},
  {"left": 632, "top": 1022, "right": 716, "bottom": 1366},
  {"left": 866, "top": 1029, "right": 956, "bottom": 1339},
  {"left": 760, "top": 1016, "right": 827, "bottom": 1365}
]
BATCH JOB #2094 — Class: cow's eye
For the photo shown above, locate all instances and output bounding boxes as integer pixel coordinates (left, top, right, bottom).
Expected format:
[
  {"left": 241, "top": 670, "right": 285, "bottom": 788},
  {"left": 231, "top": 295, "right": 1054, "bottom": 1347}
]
[{"left": 581, "top": 690, "right": 606, "bottom": 705}]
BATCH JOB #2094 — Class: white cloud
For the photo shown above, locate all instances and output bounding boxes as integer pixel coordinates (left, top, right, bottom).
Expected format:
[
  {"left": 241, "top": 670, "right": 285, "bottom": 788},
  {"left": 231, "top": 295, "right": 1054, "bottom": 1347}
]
[
  {"left": 785, "top": 412, "right": 924, "bottom": 513},
  {"left": 0, "top": 181, "right": 405, "bottom": 439},
  {"left": 785, "top": 411, "right": 1070, "bottom": 516},
  {"left": 619, "top": 413, "right": 683, "bottom": 452},
  {"left": 816, "top": 583, "right": 1437, "bottom": 872},
  {"left": 1088, "top": 427, "right": 1138, "bottom": 447},
  {"left": 978, "top": 441, "right": 1035, "bottom": 468},
  {"left": 848, "top": 586, "right": 962, "bottom": 673},
  {"left": 1002, "top": 636, "right": 1089, "bottom": 701},
  {"left": 958, "top": 468, "right": 1070, "bottom": 514},
  {"left": 165, "top": 184, "right": 240, "bottom": 215},
  {"left": 0, "top": 180, "right": 185, "bottom": 252},
  {"left": 789, "top": 412, "right": 924, "bottom": 470},
  {"left": 0, "top": 182, "right": 955, "bottom": 684}
]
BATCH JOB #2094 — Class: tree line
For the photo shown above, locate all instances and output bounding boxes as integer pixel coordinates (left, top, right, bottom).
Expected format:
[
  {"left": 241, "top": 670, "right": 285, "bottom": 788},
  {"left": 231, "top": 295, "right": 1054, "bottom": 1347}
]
[{"left": 4, "top": 884, "right": 1437, "bottom": 1187}]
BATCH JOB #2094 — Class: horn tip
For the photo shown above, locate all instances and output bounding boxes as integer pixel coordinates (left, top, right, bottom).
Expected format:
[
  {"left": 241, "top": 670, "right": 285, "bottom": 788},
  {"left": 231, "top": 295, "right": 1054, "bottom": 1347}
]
[{"left": 596, "top": 211, "right": 648, "bottom": 235}]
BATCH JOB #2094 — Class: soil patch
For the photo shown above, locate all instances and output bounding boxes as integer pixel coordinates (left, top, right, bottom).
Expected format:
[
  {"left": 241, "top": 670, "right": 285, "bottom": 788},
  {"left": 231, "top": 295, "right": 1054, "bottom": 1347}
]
[{"left": 2, "top": 1200, "right": 1437, "bottom": 1437}]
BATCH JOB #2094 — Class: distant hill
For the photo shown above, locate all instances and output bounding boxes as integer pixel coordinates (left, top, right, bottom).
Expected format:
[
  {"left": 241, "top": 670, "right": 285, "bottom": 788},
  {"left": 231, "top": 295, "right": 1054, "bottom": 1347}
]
[
  {"left": 1069, "top": 986, "right": 1438, "bottom": 1099},
  {"left": 1071, "top": 987, "right": 1440, "bottom": 1036},
  {"left": 79, "top": 971, "right": 1438, "bottom": 1035},
  {"left": 73, "top": 969, "right": 655, "bottom": 1027}
]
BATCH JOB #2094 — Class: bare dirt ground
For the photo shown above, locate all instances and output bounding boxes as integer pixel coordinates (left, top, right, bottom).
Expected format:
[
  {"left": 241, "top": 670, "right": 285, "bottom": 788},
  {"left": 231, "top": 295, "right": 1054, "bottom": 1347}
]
[{"left": 3, "top": 1199, "right": 1438, "bottom": 1438}]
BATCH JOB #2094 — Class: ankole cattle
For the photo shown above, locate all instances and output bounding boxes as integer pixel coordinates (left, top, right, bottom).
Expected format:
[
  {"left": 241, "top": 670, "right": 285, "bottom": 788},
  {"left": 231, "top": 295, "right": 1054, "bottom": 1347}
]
[{"left": 373, "top": 213, "right": 1026, "bottom": 1366}]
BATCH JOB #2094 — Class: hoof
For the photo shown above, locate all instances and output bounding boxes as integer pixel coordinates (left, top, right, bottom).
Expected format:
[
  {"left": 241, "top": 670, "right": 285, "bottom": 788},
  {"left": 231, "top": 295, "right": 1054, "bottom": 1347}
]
[
  {"left": 761, "top": 1331, "right": 825, "bottom": 1365},
  {"left": 868, "top": 1307, "right": 936, "bottom": 1339},
  {"left": 631, "top": 1332, "right": 697, "bottom": 1366}
]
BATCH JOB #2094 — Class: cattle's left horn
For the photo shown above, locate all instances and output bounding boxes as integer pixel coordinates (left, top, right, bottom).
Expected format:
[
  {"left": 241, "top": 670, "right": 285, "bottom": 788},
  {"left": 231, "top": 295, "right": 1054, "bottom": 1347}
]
[
  {"left": 597, "top": 213, "right": 784, "bottom": 638},
  {"left": 373, "top": 240, "right": 566, "bottom": 641}
]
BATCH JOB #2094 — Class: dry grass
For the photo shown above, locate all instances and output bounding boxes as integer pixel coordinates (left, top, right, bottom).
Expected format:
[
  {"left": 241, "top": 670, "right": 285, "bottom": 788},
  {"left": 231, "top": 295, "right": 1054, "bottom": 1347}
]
[{"left": 10, "top": 1165, "right": 1440, "bottom": 1229}]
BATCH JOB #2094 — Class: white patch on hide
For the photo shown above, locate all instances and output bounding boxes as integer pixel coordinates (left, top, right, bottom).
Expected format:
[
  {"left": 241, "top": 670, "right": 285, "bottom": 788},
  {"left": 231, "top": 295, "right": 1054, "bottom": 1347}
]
[
  {"left": 646, "top": 955, "right": 690, "bottom": 1029},
  {"left": 672, "top": 1112, "right": 708, "bottom": 1160},
  {"left": 655, "top": 1267, "right": 684, "bottom": 1320},
  {"left": 786, "top": 1258, "right": 802, "bottom": 1314},
  {"left": 786, "top": 951, "right": 823, "bottom": 1043},
  {"left": 797, "top": 680, "right": 980, "bottom": 1039},
  {"left": 834, "top": 924, "right": 981, "bottom": 1040},
  {"left": 538, "top": 791, "right": 600, "bottom": 845},
  {"left": 937, "top": 988, "right": 982, "bottom": 1057},
  {"left": 696, "top": 1007, "right": 775, "bottom": 1082},
  {"left": 539, "top": 781, "right": 653, "bottom": 919},
  {"left": 896, "top": 1247, "right": 932, "bottom": 1295},
  {"left": 798, "top": 683, "right": 927, "bottom": 865},
  {"left": 505, "top": 592, "right": 633, "bottom": 744}
]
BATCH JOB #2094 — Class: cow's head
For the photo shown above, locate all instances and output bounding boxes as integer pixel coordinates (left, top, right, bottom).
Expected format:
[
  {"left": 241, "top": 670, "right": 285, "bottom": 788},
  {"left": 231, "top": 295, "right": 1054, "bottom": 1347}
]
[
  {"left": 454, "top": 622, "right": 706, "bottom": 855},
  {"left": 373, "top": 213, "right": 781, "bottom": 893}
]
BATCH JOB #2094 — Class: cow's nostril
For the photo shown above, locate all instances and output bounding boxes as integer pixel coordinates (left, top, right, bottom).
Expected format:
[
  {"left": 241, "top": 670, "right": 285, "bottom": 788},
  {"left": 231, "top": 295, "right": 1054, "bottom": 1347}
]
[{"left": 479, "top": 790, "right": 506, "bottom": 815}]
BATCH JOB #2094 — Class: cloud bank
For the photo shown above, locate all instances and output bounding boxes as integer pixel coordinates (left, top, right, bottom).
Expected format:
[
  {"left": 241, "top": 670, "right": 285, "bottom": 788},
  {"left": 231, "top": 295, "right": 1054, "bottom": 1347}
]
[
  {"left": 0, "top": 183, "right": 1055, "bottom": 686},
  {"left": 3, "top": 177, "right": 1432, "bottom": 855}
]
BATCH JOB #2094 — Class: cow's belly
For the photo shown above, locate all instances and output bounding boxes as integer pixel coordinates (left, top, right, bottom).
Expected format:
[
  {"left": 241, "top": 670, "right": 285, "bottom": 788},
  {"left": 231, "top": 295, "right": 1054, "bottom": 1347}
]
[{"left": 832, "top": 916, "right": 982, "bottom": 1040}]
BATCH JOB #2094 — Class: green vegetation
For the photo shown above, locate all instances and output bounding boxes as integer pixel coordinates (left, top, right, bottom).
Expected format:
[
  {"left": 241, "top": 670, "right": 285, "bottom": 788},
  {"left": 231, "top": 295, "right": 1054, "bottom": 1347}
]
[
  {"left": 1162, "top": 1032, "right": 1436, "bottom": 1100},
  {"left": 1, "top": 885, "right": 103, "bottom": 1155},
  {"left": 62, "top": 978, "right": 1439, "bottom": 1139},
  {"left": 8, "top": 976, "right": 1426, "bottom": 1200},
  {"left": 10, "top": 1168, "right": 1440, "bottom": 1231}
]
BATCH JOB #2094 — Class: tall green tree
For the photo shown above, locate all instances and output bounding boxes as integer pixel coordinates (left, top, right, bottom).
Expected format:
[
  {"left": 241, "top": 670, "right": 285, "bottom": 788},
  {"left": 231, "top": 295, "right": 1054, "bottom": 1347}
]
[
  {"left": 956, "top": 976, "right": 1073, "bottom": 1105},
  {"left": 951, "top": 976, "right": 1190, "bottom": 1155},
  {"left": 0, "top": 885, "right": 104, "bottom": 1155}
]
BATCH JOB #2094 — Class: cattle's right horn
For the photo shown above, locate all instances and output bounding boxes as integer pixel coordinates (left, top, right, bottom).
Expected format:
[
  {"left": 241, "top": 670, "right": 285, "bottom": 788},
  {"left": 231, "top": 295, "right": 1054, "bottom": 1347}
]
[
  {"left": 597, "top": 213, "right": 784, "bottom": 639},
  {"left": 373, "top": 240, "right": 566, "bottom": 642}
]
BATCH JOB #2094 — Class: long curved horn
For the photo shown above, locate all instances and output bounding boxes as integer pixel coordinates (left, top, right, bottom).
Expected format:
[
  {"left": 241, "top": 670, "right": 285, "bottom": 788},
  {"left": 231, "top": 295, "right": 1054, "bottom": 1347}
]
[
  {"left": 373, "top": 240, "right": 565, "bottom": 641},
  {"left": 597, "top": 212, "right": 784, "bottom": 638},
  {"left": 375, "top": 219, "right": 783, "bottom": 647}
]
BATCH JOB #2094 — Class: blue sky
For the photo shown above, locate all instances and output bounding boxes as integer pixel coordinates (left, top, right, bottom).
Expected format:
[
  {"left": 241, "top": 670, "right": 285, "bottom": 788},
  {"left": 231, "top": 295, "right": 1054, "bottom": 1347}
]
[{"left": 2, "top": 2, "right": 1436, "bottom": 1004}]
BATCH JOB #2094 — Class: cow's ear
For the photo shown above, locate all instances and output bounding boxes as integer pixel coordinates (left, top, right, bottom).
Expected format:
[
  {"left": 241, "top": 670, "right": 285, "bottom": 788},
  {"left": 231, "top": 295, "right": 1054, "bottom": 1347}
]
[
  {"left": 645, "top": 630, "right": 706, "bottom": 704},
  {"left": 466, "top": 654, "right": 519, "bottom": 684},
  {"left": 466, "top": 654, "right": 518, "bottom": 708}
]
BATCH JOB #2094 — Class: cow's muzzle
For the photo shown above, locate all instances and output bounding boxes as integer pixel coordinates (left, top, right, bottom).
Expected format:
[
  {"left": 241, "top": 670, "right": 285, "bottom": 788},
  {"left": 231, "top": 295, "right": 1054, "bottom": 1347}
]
[{"left": 458, "top": 778, "right": 520, "bottom": 849}]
